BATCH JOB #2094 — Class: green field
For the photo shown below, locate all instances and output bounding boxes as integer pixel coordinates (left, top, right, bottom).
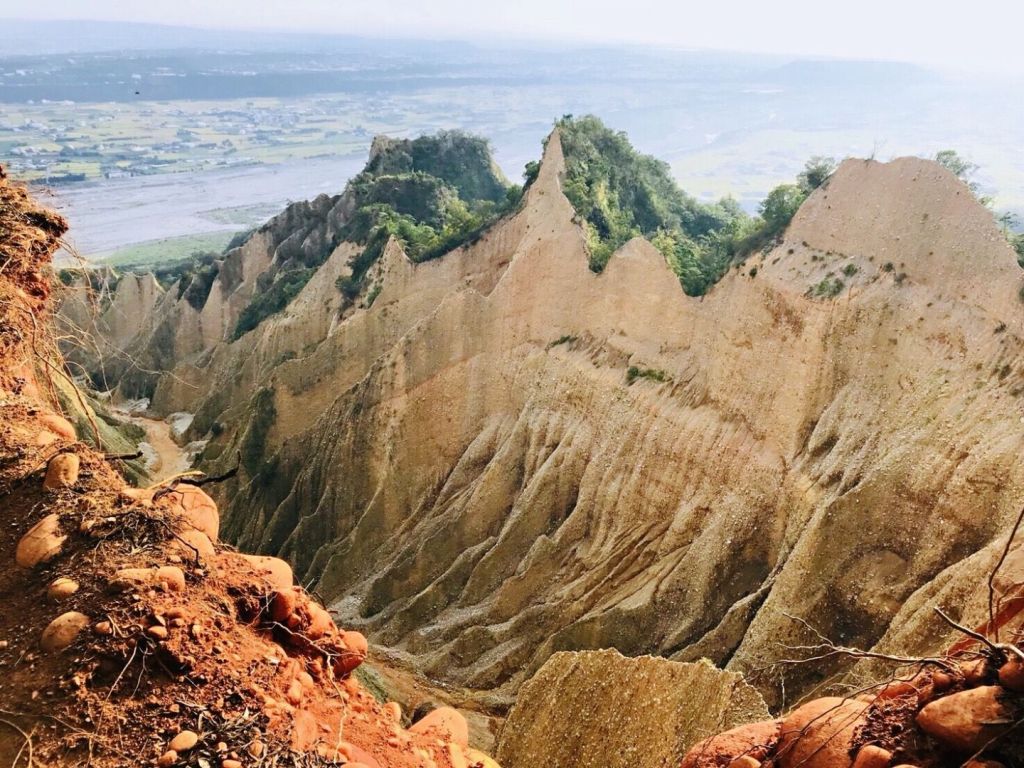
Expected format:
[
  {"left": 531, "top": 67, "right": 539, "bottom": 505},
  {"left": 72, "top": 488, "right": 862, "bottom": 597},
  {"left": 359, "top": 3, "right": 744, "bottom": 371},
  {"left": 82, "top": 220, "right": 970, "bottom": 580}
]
[{"left": 97, "top": 231, "right": 237, "bottom": 269}]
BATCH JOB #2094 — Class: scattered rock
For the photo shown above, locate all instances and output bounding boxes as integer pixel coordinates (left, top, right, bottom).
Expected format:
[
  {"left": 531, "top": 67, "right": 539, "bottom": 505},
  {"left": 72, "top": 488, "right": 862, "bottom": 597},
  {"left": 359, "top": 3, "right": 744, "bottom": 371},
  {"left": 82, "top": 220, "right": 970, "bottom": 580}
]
[
  {"left": 777, "top": 697, "right": 868, "bottom": 768},
  {"left": 916, "top": 685, "right": 1016, "bottom": 753},
  {"left": 852, "top": 745, "right": 892, "bottom": 768},
  {"left": 15, "top": 513, "right": 66, "bottom": 568},
  {"left": 155, "top": 565, "right": 186, "bottom": 592},
  {"left": 38, "top": 412, "right": 76, "bottom": 441},
  {"left": 146, "top": 625, "right": 169, "bottom": 640},
  {"left": 43, "top": 452, "right": 79, "bottom": 490},
  {"left": 222, "top": 760, "right": 242, "bottom": 768},
  {"left": 682, "top": 720, "right": 781, "bottom": 768},
  {"left": 168, "top": 486, "right": 220, "bottom": 541},
  {"left": 169, "top": 730, "right": 199, "bottom": 752},
  {"left": 94, "top": 621, "right": 112, "bottom": 635},
  {"left": 40, "top": 611, "right": 90, "bottom": 652},
  {"left": 269, "top": 588, "right": 297, "bottom": 622},
  {"left": 46, "top": 577, "right": 79, "bottom": 600},
  {"left": 997, "top": 656, "right": 1024, "bottom": 692},
  {"left": 409, "top": 706, "right": 470, "bottom": 746},
  {"left": 157, "top": 750, "right": 178, "bottom": 768},
  {"left": 383, "top": 701, "right": 402, "bottom": 722}
]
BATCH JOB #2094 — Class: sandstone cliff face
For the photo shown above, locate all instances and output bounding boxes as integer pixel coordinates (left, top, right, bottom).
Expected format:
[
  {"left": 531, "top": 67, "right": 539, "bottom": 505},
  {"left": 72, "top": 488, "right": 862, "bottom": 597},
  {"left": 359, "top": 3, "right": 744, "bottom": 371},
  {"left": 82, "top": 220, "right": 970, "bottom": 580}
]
[{"left": 85, "top": 131, "right": 1024, "bottom": 709}]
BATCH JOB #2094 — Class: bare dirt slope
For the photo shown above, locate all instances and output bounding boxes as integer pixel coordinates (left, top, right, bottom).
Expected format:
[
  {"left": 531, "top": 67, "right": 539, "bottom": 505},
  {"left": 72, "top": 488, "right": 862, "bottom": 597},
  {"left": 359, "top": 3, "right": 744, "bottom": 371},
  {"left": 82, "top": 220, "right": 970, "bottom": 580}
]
[
  {"left": 71, "top": 131, "right": 1024, "bottom": 711},
  {"left": 0, "top": 169, "right": 498, "bottom": 767}
]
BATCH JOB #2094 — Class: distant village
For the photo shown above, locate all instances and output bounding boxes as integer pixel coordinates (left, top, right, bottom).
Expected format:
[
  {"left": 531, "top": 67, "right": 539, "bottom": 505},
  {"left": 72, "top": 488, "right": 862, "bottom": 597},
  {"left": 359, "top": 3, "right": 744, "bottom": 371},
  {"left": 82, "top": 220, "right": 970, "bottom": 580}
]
[{"left": 1, "top": 101, "right": 373, "bottom": 184}]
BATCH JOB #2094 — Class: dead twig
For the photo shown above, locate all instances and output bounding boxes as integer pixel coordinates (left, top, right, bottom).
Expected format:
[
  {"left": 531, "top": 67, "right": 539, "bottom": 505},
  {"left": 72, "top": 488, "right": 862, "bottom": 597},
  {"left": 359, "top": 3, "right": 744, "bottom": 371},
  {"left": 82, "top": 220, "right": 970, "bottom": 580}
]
[
  {"left": 934, "top": 606, "right": 1024, "bottom": 663},
  {"left": 0, "top": 714, "right": 34, "bottom": 767},
  {"left": 103, "top": 450, "right": 143, "bottom": 461},
  {"left": 989, "top": 504, "right": 1024, "bottom": 643}
]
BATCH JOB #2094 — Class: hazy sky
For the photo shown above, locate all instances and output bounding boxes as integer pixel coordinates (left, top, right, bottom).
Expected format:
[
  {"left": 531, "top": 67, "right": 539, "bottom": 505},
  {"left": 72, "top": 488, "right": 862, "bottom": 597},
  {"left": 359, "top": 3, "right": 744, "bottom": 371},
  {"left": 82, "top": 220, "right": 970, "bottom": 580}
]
[{"left": 6, "top": 0, "right": 1024, "bottom": 74}]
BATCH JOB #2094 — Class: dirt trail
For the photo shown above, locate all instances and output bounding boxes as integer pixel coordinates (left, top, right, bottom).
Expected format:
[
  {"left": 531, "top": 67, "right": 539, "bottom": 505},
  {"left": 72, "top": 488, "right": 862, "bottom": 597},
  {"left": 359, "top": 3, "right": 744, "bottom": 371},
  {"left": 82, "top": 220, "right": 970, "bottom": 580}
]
[{"left": 114, "top": 408, "right": 191, "bottom": 482}]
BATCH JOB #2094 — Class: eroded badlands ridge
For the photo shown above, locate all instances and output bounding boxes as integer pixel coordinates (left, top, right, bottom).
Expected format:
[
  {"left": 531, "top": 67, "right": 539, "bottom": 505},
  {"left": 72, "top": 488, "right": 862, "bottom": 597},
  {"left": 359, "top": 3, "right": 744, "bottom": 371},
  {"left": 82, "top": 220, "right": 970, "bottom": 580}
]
[{"left": 68, "top": 131, "right": 1024, "bottom": 709}]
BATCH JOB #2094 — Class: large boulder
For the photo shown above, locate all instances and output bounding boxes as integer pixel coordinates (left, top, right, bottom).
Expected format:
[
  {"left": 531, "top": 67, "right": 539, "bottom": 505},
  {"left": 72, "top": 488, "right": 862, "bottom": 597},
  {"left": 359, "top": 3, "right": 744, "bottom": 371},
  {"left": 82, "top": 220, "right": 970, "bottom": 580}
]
[
  {"left": 776, "top": 697, "right": 869, "bottom": 768},
  {"left": 496, "top": 651, "right": 769, "bottom": 768},
  {"left": 916, "top": 686, "right": 1018, "bottom": 753},
  {"left": 681, "top": 720, "right": 781, "bottom": 768},
  {"left": 167, "top": 486, "right": 220, "bottom": 541}
]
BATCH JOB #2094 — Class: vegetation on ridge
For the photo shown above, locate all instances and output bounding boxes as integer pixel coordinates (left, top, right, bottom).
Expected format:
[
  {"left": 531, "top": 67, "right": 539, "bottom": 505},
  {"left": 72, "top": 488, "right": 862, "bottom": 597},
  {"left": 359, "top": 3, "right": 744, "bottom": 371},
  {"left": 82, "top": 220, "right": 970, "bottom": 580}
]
[
  {"left": 231, "top": 131, "right": 520, "bottom": 338},
  {"left": 333, "top": 132, "right": 523, "bottom": 300},
  {"left": 555, "top": 115, "right": 837, "bottom": 295},
  {"left": 934, "top": 148, "right": 1024, "bottom": 265}
]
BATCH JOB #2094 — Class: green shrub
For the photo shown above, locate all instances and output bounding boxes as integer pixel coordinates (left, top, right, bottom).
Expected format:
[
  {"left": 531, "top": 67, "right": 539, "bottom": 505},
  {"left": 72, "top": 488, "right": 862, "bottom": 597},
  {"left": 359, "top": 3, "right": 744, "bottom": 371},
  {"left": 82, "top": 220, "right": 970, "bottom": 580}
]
[
  {"left": 557, "top": 116, "right": 744, "bottom": 283},
  {"left": 626, "top": 366, "right": 671, "bottom": 385},
  {"left": 547, "top": 334, "right": 578, "bottom": 350},
  {"left": 233, "top": 267, "right": 314, "bottom": 339},
  {"left": 368, "top": 130, "right": 508, "bottom": 204},
  {"left": 809, "top": 276, "right": 845, "bottom": 298},
  {"left": 365, "top": 282, "right": 382, "bottom": 307},
  {"left": 842, "top": 263, "right": 859, "bottom": 277},
  {"left": 555, "top": 115, "right": 748, "bottom": 294}
]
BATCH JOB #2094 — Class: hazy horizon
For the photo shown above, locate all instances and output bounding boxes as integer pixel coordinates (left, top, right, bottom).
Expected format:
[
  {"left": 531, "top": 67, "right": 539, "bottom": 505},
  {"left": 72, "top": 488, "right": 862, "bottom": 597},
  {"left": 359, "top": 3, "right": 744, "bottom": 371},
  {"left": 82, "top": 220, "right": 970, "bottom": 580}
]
[{"left": 3, "top": 1, "right": 1024, "bottom": 75}]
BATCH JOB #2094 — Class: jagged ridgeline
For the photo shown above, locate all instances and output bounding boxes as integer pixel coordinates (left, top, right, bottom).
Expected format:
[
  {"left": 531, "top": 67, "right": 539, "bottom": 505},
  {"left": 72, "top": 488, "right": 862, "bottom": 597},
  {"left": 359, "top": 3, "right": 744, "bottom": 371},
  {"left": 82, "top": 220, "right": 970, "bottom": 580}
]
[
  {"left": 556, "top": 116, "right": 747, "bottom": 293},
  {"left": 72, "top": 117, "right": 814, "bottom": 353},
  {"left": 234, "top": 131, "right": 518, "bottom": 339},
  {"left": 57, "top": 108, "right": 1024, "bottom": 719}
]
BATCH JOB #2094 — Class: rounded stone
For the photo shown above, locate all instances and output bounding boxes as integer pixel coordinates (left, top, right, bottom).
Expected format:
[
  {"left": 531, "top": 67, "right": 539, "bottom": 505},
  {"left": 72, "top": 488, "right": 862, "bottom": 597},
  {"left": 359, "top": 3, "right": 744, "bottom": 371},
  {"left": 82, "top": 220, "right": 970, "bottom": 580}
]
[
  {"left": 40, "top": 611, "right": 90, "bottom": 652},
  {"left": 168, "top": 486, "right": 220, "bottom": 541},
  {"left": 43, "top": 452, "right": 79, "bottom": 490},
  {"left": 408, "top": 706, "right": 470, "bottom": 747},
  {"left": 38, "top": 412, "right": 76, "bottom": 441},
  {"left": 303, "top": 602, "right": 335, "bottom": 640},
  {"left": 852, "top": 745, "right": 892, "bottom": 768},
  {"left": 682, "top": 720, "right": 781, "bottom": 768},
  {"left": 239, "top": 554, "right": 292, "bottom": 591},
  {"left": 16, "top": 513, "right": 67, "bottom": 568},
  {"left": 268, "top": 588, "right": 297, "bottom": 623},
  {"left": 47, "top": 577, "right": 80, "bottom": 600},
  {"left": 997, "top": 656, "right": 1024, "bottom": 692},
  {"left": 175, "top": 529, "right": 216, "bottom": 560},
  {"left": 383, "top": 701, "right": 402, "bottom": 723},
  {"left": 169, "top": 730, "right": 199, "bottom": 752},
  {"left": 155, "top": 565, "right": 186, "bottom": 592},
  {"left": 916, "top": 686, "right": 1014, "bottom": 753},
  {"left": 109, "top": 567, "right": 157, "bottom": 591},
  {"left": 778, "top": 697, "right": 868, "bottom": 768}
]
